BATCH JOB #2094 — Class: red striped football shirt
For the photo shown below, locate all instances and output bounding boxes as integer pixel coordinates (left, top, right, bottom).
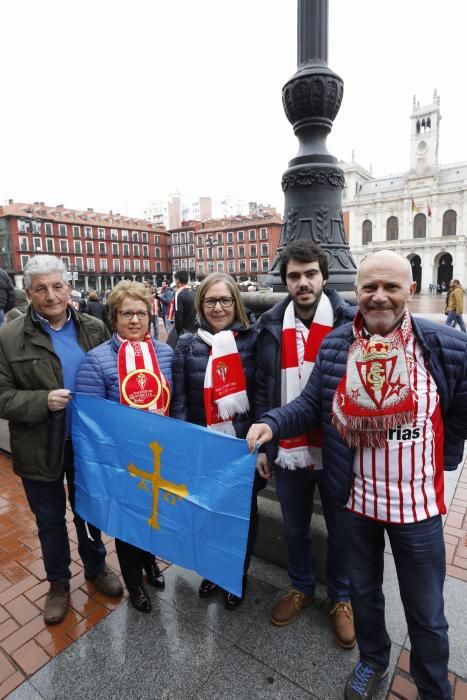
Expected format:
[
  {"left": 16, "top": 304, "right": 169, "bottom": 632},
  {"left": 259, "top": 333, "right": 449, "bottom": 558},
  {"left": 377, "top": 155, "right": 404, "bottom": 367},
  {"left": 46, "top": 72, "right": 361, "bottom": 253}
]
[{"left": 346, "top": 335, "right": 446, "bottom": 523}]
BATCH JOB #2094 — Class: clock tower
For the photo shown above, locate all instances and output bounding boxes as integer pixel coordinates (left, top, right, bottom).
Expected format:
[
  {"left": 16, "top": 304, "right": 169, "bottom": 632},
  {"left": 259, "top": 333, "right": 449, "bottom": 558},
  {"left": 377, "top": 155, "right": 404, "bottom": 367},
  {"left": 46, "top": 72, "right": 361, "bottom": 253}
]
[{"left": 409, "top": 90, "right": 441, "bottom": 174}]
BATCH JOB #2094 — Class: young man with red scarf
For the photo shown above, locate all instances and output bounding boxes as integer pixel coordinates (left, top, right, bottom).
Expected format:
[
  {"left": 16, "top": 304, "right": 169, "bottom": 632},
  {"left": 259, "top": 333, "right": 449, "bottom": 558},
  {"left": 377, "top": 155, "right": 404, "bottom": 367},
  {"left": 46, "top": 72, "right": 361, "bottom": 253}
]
[
  {"left": 254, "top": 241, "right": 356, "bottom": 648},
  {"left": 248, "top": 250, "right": 467, "bottom": 700}
]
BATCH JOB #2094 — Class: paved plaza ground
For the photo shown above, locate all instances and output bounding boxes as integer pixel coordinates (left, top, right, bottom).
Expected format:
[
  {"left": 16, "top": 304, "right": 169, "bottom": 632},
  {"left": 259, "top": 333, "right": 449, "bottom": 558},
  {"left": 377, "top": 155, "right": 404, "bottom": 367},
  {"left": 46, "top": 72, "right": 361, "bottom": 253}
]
[{"left": 0, "top": 294, "right": 466, "bottom": 699}]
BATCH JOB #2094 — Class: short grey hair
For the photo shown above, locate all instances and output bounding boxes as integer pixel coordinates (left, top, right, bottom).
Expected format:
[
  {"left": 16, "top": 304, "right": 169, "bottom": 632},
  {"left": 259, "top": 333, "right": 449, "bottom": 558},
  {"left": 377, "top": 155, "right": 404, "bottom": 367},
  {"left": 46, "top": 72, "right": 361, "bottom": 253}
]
[{"left": 23, "top": 255, "right": 69, "bottom": 289}]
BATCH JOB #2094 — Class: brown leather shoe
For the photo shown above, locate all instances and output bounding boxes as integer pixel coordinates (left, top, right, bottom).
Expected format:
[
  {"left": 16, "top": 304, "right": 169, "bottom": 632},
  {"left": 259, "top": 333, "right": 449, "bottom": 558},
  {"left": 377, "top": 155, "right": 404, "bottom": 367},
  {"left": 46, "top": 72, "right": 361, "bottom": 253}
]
[
  {"left": 271, "top": 589, "right": 314, "bottom": 626},
  {"left": 86, "top": 566, "right": 123, "bottom": 597},
  {"left": 44, "top": 579, "right": 70, "bottom": 625},
  {"left": 330, "top": 601, "right": 356, "bottom": 649}
]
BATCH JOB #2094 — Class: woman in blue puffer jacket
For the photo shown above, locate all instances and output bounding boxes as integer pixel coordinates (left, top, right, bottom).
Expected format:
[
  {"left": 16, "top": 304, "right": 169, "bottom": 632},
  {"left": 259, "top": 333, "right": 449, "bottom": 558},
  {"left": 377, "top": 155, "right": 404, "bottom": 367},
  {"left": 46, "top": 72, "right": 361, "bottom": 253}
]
[
  {"left": 76, "top": 281, "right": 173, "bottom": 614},
  {"left": 171, "top": 272, "right": 265, "bottom": 610}
]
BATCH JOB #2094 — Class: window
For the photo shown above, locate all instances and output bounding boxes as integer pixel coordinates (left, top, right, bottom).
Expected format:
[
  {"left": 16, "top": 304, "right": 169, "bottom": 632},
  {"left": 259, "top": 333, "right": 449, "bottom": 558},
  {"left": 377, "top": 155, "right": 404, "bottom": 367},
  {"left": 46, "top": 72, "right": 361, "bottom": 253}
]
[
  {"left": 45, "top": 222, "right": 53, "bottom": 236},
  {"left": 46, "top": 238, "right": 54, "bottom": 253},
  {"left": 442, "top": 210, "right": 457, "bottom": 236},
  {"left": 155, "top": 262, "right": 161, "bottom": 273},
  {"left": 386, "top": 216, "right": 398, "bottom": 241},
  {"left": 228, "top": 260, "right": 235, "bottom": 274},
  {"left": 87, "top": 258, "right": 95, "bottom": 271},
  {"left": 227, "top": 246, "right": 234, "bottom": 259},
  {"left": 217, "top": 262, "right": 224, "bottom": 272},
  {"left": 217, "top": 246, "right": 223, "bottom": 259},
  {"left": 261, "top": 258, "right": 269, "bottom": 272},
  {"left": 197, "top": 248, "right": 203, "bottom": 260},
  {"left": 197, "top": 235, "right": 203, "bottom": 247},
  {"left": 111, "top": 229, "right": 119, "bottom": 241},
  {"left": 154, "top": 234, "right": 160, "bottom": 244},
  {"left": 123, "top": 243, "right": 130, "bottom": 256},
  {"left": 207, "top": 262, "right": 214, "bottom": 273},
  {"left": 98, "top": 228, "right": 105, "bottom": 240},
  {"left": 239, "top": 259, "right": 246, "bottom": 273},
  {"left": 59, "top": 224, "right": 67, "bottom": 236},
  {"left": 172, "top": 233, "right": 179, "bottom": 244},
  {"left": 413, "top": 213, "right": 426, "bottom": 239},
  {"left": 32, "top": 221, "right": 41, "bottom": 234},
  {"left": 180, "top": 232, "right": 186, "bottom": 244},
  {"left": 239, "top": 245, "right": 245, "bottom": 258},
  {"left": 260, "top": 227, "right": 267, "bottom": 240},
  {"left": 155, "top": 247, "right": 161, "bottom": 258},
  {"left": 173, "top": 245, "right": 180, "bottom": 257},
  {"left": 141, "top": 232, "right": 148, "bottom": 243},
  {"left": 181, "top": 259, "right": 187, "bottom": 270},
  {"left": 249, "top": 229, "right": 256, "bottom": 241},
  {"left": 113, "top": 259, "right": 120, "bottom": 272},
  {"left": 59, "top": 239, "right": 69, "bottom": 253},
  {"left": 72, "top": 226, "right": 81, "bottom": 238},
  {"left": 227, "top": 231, "right": 234, "bottom": 243},
  {"left": 132, "top": 231, "right": 139, "bottom": 242},
  {"left": 187, "top": 231, "right": 194, "bottom": 243},
  {"left": 180, "top": 244, "right": 187, "bottom": 257},
  {"left": 19, "top": 237, "right": 28, "bottom": 251},
  {"left": 189, "top": 259, "right": 195, "bottom": 271},
  {"left": 237, "top": 230, "right": 244, "bottom": 242},
  {"left": 61, "top": 257, "right": 70, "bottom": 270},
  {"left": 143, "top": 260, "right": 150, "bottom": 272},
  {"left": 121, "top": 230, "right": 128, "bottom": 241},
  {"left": 18, "top": 220, "right": 27, "bottom": 233},
  {"left": 197, "top": 263, "right": 204, "bottom": 276},
  {"left": 75, "top": 257, "right": 83, "bottom": 271},
  {"left": 21, "top": 255, "right": 29, "bottom": 270},
  {"left": 188, "top": 244, "right": 194, "bottom": 256},
  {"left": 217, "top": 233, "right": 223, "bottom": 244},
  {"left": 85, "top": 241, "right": 94, "bottom": 254},
  {"left": 362, "top": 220, "right": 372, "bottom": 245},
  {"left": 84, "top": 227, "right": 93, "bottom": 239},
  {"left": 250, "top": 244, "right": 257, "bottom": 257},
  {"left": 250, "top": 259, "right": 258, "bottom": 272},
  {"left": 74, "top": 240, "right": 82, "bottom": 254},
  {"left": 261, "top": 243, "right": 269, "bottom": 256},
  {"left": 142, "top": 244, "right": 149, "bottom": 257},
  {"left": 124, "top": 259, "right": 131, "bottom": 272},
  {"left": 134, "top": 260, "right": 141, "bottom": 272},
  {"left": 133, "top": 244, "right": 140, "bottom": 257},
  {"left": 100, "top": 258, "right": 108, "bottom": 272},
  {"left": 99, "top": 242, "right": 106, "bottom": 255},
  {"left": 112, "top": 243, "right": 119, "bottom": 255},
  {"left": 33, "top": 237, "right": 42, "bottom": 251}
]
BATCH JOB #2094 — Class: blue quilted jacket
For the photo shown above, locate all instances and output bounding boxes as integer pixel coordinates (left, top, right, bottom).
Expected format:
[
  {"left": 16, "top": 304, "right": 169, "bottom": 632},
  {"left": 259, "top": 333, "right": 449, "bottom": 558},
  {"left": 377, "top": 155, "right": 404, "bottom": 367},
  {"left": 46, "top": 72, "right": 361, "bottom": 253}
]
[
  {"left": 254, "top": 288, "right": 356, "bottom": 466},
  {"left": 261, "top": 316, "right": 467, "bottom": 507},
  {"left": 170, "top": 319, "right": 256, "bottom": 438},
  {"left": 76, "top": 334, "right": 174, "bottom": 403}
]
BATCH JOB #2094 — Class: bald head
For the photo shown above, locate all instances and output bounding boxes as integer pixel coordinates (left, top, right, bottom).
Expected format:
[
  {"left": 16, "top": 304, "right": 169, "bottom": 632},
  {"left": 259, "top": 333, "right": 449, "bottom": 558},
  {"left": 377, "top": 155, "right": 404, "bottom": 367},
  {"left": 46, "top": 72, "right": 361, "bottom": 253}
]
[
  {"left": 355, "top": 250, "right": 417, "bottom": 336},
  {"left": 356, "top": 251, "right": 413, "bottom": 287}
]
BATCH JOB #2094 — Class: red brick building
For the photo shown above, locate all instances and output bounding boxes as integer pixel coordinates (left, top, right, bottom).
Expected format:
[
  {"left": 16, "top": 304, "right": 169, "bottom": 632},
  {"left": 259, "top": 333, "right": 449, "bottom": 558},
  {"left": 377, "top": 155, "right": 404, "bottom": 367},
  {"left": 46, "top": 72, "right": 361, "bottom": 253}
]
[
  {"left": 168, "top": 214, "right": 282, "bottom": 283},
  {"left": 0, "top": 201, "right": 170, "bottom": 291}
]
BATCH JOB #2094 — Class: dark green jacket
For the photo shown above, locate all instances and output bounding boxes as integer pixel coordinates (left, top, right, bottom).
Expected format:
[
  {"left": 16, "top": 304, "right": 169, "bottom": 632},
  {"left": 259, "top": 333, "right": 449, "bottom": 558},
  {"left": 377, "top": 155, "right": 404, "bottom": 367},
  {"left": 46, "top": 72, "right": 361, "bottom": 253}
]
[{"left": 0, "top": 305, "right": 110, "bottom": 481}]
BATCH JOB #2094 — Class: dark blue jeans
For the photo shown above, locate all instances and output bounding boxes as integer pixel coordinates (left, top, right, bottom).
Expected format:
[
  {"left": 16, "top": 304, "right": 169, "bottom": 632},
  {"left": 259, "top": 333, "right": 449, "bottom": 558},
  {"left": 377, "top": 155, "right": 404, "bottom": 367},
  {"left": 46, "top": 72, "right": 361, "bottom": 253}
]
[
  {"left": 22, "top": 441, "right": 107, "bottom": 581},
  {"left": 275, "top": 467, "right": 349, "bottom": 601},
  {"left": 343, "top": 511, "right": 450, "bottom": 700},
  {"left": 445, "top": 310, "right": 466, "bottom": 332}
]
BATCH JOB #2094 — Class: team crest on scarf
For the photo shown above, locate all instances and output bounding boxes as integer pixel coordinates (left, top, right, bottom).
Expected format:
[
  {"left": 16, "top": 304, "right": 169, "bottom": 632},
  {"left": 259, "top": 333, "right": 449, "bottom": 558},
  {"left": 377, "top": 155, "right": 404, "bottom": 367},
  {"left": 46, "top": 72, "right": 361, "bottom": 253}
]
[
  {"left": 118, "top": 335, "right": 170, "bottom": 413},
  {"left": 332, "top": 310, "right": 414, "bottom": 448},
  {"left": 215, "top": 360, "right": 228, "bottom": 383}
]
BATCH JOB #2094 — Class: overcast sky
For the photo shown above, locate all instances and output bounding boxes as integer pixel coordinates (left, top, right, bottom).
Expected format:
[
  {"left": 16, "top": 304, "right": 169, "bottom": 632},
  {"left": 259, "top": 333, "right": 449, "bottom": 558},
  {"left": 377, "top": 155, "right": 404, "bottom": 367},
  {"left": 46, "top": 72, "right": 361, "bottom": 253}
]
[{"left": 1, "top": 0, "right": 465, "bottom": 218}]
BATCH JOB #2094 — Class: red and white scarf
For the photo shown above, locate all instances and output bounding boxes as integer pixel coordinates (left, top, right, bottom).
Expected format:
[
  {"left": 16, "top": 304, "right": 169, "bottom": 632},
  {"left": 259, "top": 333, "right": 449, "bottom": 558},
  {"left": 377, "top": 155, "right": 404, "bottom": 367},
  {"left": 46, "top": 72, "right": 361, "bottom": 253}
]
[
  {"left": 117, "top": 334, "right": 170, "bottom": 414},
  {"left": 167, "top": 297, "right": 175, "bottom": 322},
  {"left": 332, "top": 310, "right": 414, "bottom": 448},
  {"left": 198, "top": 328, "right": 249, "bottom": 436},
  {"left": 276, "top": 294, "right": 334, "bottom": 469}
]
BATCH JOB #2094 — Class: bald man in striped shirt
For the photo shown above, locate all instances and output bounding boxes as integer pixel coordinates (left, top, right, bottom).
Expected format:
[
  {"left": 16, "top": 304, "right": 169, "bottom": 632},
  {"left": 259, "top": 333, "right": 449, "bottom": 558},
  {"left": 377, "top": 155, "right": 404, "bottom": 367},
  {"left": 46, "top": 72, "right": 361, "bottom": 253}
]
[{"left": 247, "top": 250, "right": 467, "bottom": 700}]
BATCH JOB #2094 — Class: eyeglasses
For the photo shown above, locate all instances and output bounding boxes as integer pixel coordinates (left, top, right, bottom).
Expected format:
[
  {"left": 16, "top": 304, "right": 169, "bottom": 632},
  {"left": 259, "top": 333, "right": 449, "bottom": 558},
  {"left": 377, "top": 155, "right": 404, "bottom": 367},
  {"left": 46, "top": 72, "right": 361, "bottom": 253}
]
[
  {"left": 203, "top": 297, "right": 234, "bottom": 309},
  {"left": 118, "top": 310, "right": 149, "bottom": 320}
]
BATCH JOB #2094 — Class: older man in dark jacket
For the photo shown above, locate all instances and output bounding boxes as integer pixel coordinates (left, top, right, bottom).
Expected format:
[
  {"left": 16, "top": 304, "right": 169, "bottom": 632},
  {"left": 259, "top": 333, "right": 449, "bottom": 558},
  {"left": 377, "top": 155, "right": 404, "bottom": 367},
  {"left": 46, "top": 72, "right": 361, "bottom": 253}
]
[
  {"left": 248, "top": 250, "right": 467, "bottom": 700},
  {"left": 0, "top": 255, "right": 123, "bottom": 626},
  {"left": 255, "top": 241, "right": 356, "bottom": 649}
]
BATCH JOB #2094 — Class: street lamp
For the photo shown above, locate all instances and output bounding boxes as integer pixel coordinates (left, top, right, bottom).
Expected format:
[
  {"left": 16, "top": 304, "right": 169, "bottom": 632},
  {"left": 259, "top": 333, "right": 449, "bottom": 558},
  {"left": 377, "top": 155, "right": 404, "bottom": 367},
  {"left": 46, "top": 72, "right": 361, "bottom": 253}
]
[
  {"left": 205, "top": 234, "right": 218, "bottom": 276},
  {"left": 266, "top": 0, "right": 356, "bottom": 291}
]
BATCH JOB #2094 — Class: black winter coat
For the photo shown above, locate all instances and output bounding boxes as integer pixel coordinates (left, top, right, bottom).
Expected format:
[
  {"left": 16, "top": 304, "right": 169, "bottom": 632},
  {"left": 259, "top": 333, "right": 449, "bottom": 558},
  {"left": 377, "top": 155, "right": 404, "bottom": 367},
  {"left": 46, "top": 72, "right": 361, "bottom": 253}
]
[
  {"left": 255, "top": 288, "right": 356, "bottom": 465},
  {"left": 170, "top": 320, "right": 256, "bottom": 439}
]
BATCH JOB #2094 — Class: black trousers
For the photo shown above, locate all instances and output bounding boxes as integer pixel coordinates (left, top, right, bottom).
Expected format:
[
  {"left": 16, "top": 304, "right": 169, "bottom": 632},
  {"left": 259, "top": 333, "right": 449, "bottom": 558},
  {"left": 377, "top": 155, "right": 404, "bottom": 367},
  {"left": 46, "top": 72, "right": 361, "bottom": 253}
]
[{"left": 115, "top": 539, "right": 157, "bottom": 590}]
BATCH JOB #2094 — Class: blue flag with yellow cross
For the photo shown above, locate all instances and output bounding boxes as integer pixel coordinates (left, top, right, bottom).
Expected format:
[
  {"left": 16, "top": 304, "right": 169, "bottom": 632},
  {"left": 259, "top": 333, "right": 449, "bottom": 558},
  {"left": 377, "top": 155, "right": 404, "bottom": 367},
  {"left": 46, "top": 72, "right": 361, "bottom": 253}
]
[{"left": 71, "top": 394, "right": 256, "bottom": 597}]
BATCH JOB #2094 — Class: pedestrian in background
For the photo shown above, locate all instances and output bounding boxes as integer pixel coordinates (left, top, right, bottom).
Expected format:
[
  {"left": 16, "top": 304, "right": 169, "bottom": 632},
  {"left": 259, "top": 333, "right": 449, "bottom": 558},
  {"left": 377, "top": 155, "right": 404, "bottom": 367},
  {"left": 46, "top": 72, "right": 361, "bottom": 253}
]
[
  {"left": 445, "top": 278, "right": 466, "bottom": 331},
  {"left": 0, "top": 267, "right": 16, "bottom": 326}
]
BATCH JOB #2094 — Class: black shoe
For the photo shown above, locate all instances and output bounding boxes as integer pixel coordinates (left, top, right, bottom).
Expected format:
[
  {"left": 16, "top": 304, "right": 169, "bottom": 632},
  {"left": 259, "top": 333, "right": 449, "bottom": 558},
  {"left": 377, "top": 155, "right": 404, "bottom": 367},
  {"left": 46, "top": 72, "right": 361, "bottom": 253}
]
[
  {"left": 198, "top": 578, "right": 220, "bottom": 598},
  {"left": 145, "top": 562, "right": 165, "bottom": 590},
  {"left": 129, "top": 585, "right": 151, "bottom": 613},
  {"left": 345, "top": 662, "right": 389, "bottom": 699},
  {"left": 224, "top": 574, "right": 247, "bottom": 611}
]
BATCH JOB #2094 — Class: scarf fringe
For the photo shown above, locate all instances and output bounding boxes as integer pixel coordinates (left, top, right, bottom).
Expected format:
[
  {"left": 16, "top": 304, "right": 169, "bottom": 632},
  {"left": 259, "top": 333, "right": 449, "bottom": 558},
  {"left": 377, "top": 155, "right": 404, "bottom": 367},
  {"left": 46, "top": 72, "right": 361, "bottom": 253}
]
[
  {"left": 332, "top": 411, "right": 414, "bottom": 448},
  {"left": 207, "top": 422, "right": 237, "bottom": 437},
  {"left": 275, "top": 447, "right": 316, "bottom": 471},
  {"left": 216, "top": 392, "right": 250, "bottom": 421}
]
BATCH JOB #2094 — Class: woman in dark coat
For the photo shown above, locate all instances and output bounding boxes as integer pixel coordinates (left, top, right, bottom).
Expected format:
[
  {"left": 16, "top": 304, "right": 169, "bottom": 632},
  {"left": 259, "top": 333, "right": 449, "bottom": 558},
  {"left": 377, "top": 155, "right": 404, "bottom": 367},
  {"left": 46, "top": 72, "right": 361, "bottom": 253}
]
[{"left": 171, "top": 272, "right": 264, "bottom": 609}]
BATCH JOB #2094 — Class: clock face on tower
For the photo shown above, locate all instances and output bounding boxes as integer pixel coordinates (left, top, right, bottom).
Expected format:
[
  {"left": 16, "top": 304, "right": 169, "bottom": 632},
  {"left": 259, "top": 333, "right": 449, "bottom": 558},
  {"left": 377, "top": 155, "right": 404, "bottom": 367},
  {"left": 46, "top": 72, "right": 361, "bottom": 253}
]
[{"left": 417, "top": 140, "right": 428, "bottom": 154}]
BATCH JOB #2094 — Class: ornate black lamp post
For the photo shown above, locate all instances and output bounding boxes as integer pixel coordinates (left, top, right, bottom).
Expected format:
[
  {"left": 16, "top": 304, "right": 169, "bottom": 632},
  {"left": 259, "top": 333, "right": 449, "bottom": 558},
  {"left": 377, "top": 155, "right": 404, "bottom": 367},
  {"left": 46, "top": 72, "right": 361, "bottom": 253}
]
[
  {"left": 205, "top": 234, "right": 218, "bottom": 277},
  {"left": 266, "top": 0, "right": 356, "bottom": 291}
]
